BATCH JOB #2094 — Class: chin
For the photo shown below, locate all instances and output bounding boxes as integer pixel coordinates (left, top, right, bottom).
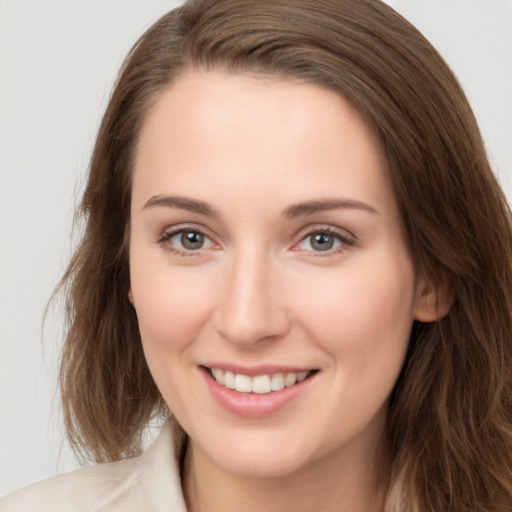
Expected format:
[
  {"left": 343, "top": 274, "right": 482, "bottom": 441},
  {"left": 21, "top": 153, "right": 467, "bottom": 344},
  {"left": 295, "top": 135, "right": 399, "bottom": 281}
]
[
  {"left": 217, "top": 450, "right": 311, "bottom": 479},
  {"left": 193, "top": 428, "right": 320, "bottom": 479}
]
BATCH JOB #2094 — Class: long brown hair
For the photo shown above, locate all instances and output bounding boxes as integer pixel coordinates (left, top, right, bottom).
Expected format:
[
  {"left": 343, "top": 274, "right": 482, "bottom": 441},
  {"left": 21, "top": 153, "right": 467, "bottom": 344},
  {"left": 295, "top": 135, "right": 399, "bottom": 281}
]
[{"left": 58, "top": 0, "right": 512, "bottom": 509}]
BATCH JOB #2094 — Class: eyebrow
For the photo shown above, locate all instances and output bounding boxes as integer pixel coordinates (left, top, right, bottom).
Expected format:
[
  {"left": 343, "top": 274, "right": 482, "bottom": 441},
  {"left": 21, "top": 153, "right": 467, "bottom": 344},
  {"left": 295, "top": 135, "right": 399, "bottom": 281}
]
[
  {"left": 142, "top": 195, "right": 378, "bottom": 217},
  {"left": 284, "top": 198, "right": 379, "bottom": 218},
  {"left": 143, "top": 195, "right": 218, "bottom": 216}
]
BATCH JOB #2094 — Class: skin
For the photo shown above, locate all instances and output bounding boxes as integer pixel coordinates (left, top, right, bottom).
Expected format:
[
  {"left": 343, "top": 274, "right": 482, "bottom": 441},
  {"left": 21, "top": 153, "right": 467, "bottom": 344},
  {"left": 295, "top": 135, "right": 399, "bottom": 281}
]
[{"left": 129, "top": 71, "right": 440, "bottom": 512}]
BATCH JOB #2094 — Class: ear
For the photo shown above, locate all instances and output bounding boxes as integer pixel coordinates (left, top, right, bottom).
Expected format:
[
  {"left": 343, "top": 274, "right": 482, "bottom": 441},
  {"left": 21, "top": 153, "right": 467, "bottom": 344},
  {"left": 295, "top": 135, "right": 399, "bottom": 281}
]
[{"left": 413, "top": 274, "right": 453, "bottom": 322}]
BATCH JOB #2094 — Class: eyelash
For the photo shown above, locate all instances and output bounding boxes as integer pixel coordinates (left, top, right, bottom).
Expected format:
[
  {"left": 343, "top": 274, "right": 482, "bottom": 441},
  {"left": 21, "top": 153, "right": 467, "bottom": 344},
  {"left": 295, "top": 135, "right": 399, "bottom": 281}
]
[{"left": 157, "top": 225, "right": 355, "bottom": 257}]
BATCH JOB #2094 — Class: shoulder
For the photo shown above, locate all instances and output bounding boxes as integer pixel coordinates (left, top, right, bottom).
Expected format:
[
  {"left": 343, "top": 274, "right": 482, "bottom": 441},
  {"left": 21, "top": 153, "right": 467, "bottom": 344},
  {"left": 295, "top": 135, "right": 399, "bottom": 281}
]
[
  {"left": 0, "top": 421, "right": 187, "bottom": 512},
  {"left": 0, "top": 456, "right": 143, "bottom": 512}
]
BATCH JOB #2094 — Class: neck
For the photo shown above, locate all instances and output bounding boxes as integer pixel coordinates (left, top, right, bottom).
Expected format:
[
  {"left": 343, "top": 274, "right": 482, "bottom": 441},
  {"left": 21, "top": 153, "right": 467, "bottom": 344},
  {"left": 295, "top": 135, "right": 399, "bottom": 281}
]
[{"left": 183, "top": 432, "right": 384, "bottom": 512}]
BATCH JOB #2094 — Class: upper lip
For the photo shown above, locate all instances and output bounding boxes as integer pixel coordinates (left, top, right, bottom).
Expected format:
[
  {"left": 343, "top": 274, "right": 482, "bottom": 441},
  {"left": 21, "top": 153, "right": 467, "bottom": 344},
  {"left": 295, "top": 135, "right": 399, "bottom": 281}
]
[{"left": 201, "top": 363, "right": 318, "bottom": 377}]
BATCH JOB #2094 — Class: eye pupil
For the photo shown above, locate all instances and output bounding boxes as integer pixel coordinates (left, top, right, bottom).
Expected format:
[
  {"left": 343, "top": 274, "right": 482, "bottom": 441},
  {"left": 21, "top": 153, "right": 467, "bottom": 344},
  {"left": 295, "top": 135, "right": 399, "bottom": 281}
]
[
  {"left": 181, "top": 231, "right": 205, "bottom": 250},
  {"left": 311, "top": 233, "right": 334, "bottom": 251}
]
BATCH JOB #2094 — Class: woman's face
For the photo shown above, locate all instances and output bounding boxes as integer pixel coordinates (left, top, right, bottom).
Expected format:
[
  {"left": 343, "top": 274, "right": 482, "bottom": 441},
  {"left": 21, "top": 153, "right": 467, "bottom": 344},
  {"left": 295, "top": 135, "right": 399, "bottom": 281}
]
[{"left": 129, "top": 71, "right": 428, "bottom": 477}]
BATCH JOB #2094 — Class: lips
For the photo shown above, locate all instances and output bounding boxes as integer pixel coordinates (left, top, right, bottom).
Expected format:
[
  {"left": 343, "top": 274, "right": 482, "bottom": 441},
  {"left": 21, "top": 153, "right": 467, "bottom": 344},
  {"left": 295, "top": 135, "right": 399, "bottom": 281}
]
[{"left": 201, "top": 364, "right": 318, "bottom": 417}]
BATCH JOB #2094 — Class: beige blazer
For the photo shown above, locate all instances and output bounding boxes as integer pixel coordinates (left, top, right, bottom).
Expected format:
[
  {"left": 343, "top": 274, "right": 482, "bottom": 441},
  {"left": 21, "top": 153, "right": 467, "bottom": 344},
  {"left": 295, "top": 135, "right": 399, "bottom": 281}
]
[{"left": 0, "top": 422, "right": 187, "bottom": 512}]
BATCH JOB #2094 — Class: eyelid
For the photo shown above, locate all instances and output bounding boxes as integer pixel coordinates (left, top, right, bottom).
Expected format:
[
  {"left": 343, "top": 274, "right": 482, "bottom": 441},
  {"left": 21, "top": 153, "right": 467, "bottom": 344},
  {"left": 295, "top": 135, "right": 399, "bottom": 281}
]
[
  {"left": 294, "top": 224, "right": 356, "bottom": 243},
  {"left": 158, "top": 223, "right": 209, "bottom": 241}
]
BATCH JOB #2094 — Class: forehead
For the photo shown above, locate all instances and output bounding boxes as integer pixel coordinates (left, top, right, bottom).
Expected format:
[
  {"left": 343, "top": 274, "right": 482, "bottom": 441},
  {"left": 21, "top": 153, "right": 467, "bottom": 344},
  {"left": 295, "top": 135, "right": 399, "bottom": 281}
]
[{"left": 132, "top": 70, "right": 393, "bottom": 217}]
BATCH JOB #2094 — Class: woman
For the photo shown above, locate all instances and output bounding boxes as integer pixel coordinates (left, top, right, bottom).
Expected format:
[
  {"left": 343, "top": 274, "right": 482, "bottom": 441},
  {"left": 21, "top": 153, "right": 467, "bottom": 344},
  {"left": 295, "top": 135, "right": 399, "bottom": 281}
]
[{"left": 3, "top": 0, "right": 512, "bottom": 510}]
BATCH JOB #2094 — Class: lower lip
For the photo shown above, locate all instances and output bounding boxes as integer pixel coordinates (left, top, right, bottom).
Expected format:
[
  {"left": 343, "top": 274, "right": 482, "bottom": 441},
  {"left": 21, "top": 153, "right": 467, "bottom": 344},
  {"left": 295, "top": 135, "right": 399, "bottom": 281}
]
[{"left": 201, "top": 368, "right": 316, "bottom": 418}]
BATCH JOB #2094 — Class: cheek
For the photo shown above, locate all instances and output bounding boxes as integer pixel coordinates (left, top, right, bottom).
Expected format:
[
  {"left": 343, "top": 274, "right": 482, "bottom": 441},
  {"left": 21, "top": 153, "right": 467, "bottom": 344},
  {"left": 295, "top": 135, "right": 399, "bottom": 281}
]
[
  {"left": 130, "top": 252, "right": 213, "bottom": 358},
  {"left": 130, "top": 260, "right": 214, "bottom": 418},
  {"left": 136, "top": 284, "right": 198, "bottom": 348},
  {"left": 295, "top": 260, "right": 415, "bottom": 435},
  {"left": 296, "top": 258, "right": 415, "bottom": 371}
]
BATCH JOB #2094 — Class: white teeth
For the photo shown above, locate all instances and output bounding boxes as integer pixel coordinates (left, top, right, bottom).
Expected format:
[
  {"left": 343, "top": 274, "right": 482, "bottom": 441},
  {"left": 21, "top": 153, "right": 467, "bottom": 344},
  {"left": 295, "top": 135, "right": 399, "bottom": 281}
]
[
  {"left": 211, "top": 368, "right": 225, "bottom": 385},
  {"left": 271, "top": 373, "right": 285, "bottom": 391},
  {"left": 234, "top": 374, "right": 252, "bottom": 393},
  {"left": 210, "top": 368, "right": 312, "bottom": 393},
  {"left": 284, "top": 372, "right": 297, "bottom": 387},
  {"left": 297, "top": 371, "right": 308, "bottom": 382},
  {"left": 252, "top": 375, "right": 271, "bottom": 394},
  {"left": 224, "top": 371, "right": 235, "bottom": 389}
]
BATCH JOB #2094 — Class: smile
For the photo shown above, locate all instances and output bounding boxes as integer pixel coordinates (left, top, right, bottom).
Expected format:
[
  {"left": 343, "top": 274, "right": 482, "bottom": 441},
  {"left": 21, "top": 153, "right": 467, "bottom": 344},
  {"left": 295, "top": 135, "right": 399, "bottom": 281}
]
[
  {"left": 208, "top": 367, "right": 314, "bottom": 394},
  {"left": 201, "top": 365, "right": 319, "bottom": 417}
]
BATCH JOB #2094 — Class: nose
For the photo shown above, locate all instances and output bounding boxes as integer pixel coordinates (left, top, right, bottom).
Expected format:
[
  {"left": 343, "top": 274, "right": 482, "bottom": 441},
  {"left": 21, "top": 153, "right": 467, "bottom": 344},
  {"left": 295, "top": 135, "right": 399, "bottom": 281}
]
[{"left": 213, "top": 249, "right": 291, "bottom": 347}]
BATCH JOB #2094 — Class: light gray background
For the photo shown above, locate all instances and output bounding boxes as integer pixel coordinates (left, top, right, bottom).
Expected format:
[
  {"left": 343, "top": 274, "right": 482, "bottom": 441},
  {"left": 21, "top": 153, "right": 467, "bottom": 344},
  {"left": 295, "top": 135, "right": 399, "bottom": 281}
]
[{"left": 1, "top": 0, "right": 511, "bottom": 497}]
